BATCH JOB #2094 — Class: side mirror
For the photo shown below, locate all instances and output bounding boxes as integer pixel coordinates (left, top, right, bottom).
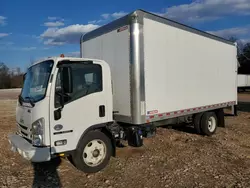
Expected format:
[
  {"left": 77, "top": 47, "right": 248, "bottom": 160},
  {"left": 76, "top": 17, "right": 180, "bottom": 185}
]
[{"left": 61, "top": 67, "right": 73, "bottom": 94}]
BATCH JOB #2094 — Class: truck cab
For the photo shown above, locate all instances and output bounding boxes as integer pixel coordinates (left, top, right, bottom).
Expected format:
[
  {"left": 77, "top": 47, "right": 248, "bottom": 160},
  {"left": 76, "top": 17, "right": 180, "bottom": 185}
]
[{"left": 9, "top": 56, "right": 116, "bottom": 173}]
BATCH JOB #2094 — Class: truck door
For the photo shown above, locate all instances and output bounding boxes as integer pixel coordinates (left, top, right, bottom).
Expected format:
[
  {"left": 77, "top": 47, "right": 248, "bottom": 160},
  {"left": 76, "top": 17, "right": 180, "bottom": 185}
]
[{"left": 49, "top": 61, "right": 110, "bottom": 154}]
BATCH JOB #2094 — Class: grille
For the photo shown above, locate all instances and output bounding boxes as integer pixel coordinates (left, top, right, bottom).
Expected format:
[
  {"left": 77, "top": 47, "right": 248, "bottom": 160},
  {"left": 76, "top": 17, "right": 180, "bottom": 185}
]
[
  {"left": 23, "top": 136, "right": 32, "bottom": 144},
  {"left": 18, "top": 123, "right": 28, "bottom": 130},
  {"left": 21, "top": 131, "right": 28, "bottom": 137},
  {"left": 17, "top": 123, "right": 31, "bottom": 142}
]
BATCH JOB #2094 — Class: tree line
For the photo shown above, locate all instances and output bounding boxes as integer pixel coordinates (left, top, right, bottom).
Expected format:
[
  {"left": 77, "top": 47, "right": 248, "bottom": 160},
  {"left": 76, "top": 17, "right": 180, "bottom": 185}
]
[
  {"left": 0, "top": 62, "right": 23, "bottom": 89},
  {"left": 227, "top": 37, "right": 250, "bottom": 74},
  {"left": 237, "top": 43, "right": 250, "bottom": 74}
]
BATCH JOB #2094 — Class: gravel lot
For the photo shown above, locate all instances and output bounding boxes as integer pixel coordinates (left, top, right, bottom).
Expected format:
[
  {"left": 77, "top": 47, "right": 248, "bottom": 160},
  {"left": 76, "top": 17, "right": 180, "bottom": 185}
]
[
  {"left": 1, "top": 91, "right": 250, "bottom": 188},
  {"left": 0, "top": 89, "right": 21, "bottom": 100}
]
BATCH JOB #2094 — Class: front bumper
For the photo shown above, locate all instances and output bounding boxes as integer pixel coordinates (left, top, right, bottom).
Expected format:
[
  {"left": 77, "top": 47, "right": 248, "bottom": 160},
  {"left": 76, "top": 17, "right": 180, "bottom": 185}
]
[{"left": 8, "top": 134, "right": 51, "bottom": 162}]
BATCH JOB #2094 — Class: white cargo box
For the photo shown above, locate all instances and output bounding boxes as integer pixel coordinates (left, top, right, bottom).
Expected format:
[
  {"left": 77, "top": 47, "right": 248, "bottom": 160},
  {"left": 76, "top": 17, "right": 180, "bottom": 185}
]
[
  {"left": 80, "top": 9, "right": 238, "bottom": 125},
  {"left": 238, "top": 74, "right": 250, "bottom": 88}
]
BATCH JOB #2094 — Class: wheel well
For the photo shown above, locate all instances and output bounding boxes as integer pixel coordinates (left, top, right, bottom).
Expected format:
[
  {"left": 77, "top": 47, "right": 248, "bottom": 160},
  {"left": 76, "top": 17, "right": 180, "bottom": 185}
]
[
  {"left": 192, "top": 109, "right": 224, "bottom": 128},
  {"left": 75, "top": 123, "right": 116, "bottom": 157},
  {"left": 100, "top": 127, "right": 116, "bottom": 157}
]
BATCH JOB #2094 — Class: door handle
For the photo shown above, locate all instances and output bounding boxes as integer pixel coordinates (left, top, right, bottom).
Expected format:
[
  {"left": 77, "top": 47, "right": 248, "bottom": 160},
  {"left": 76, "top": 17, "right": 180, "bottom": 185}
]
[{"left": 99, "top": 105, "right": 105, "bottom": 117}]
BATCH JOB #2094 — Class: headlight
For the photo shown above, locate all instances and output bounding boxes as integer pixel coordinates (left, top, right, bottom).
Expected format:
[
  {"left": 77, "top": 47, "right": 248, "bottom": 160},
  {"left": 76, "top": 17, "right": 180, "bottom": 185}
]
[{"left": 31, "top": 118, "right": 45, "bottom": 146}]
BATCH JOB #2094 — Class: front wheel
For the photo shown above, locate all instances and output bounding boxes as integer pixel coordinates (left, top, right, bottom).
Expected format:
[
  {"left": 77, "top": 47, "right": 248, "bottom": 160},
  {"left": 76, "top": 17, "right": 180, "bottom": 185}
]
[
  {"left": 72, "top": 130, "right": 112, "bottom": 173},
  {"left": 201, "top": 112, "right": 218, "bottom": 136}
]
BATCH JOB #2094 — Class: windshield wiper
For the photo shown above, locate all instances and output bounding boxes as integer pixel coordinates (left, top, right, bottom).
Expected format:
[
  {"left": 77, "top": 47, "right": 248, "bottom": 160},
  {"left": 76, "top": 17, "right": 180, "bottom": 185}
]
[{"left": 25, "top": 96, "right": 35, "bottom": 107}]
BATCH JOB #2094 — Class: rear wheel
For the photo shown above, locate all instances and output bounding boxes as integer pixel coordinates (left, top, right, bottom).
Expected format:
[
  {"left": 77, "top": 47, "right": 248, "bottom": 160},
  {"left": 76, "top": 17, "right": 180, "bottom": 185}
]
[
  {"left": 72, "top": 130, "right": 112, "bottom": 173},
  {"left": 193, "top": 113, "right": 203, "bottom": 134},
  {"left": 200, "top": 112, "right": 218, "bottom": 136}
]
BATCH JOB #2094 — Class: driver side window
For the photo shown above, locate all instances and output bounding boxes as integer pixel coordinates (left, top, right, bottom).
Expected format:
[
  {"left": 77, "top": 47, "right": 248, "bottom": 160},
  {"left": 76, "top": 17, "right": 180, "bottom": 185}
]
[{"left": 55, "top": 63, "right": 103, "bottom": 108}]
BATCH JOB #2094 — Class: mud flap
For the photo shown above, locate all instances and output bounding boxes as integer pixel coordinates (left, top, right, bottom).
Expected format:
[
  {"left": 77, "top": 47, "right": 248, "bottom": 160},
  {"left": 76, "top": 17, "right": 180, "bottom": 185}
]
[
  {"left": 233, "top": 105, "right": 238, "bottom": 116},
  {"left": 215, "top": 108, "right": 225, "bottom": 127}
]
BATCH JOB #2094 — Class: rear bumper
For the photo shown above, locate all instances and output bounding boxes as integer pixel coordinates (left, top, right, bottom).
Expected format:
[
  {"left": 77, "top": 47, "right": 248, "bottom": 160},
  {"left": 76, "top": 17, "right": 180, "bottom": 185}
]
[{"left": 8, "top": 134, "right": 51, "bottom": 162}]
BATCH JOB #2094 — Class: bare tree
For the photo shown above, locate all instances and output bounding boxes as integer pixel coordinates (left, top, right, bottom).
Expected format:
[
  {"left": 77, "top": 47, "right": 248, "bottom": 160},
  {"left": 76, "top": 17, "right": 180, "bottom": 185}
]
[
  {"left": 228, "top": 36, "right": 244, "bottom": 55},
  {"left": 0, "top": 62, "right": 24, "bottom": 89},
  {"left": 0, "top": 62, "right": 11, "bottom": 89}
]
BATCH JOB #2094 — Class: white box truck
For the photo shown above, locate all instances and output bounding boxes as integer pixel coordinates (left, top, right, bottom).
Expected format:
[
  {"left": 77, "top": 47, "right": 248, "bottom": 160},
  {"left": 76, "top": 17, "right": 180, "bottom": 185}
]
[
  {"left": 8, "top": 9, "right": 238, "bottom": 173},
  {"left": 238, "top": 74, "right": 250, "bottom": 92}
]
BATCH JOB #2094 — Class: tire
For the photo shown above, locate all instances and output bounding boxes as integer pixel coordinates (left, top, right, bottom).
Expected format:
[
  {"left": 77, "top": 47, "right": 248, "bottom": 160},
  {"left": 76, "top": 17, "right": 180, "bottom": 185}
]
[
  {"left": 193, "top": 113, "right": 203, "bottom": 134},
  {"left": 200, "top": 112, "right": 218, "bottom": 136},
  {"left": 72, "top": 130, "right": 112, "bottom": 173},
  {"left": 67, "top": 155, "right": 76, "bottom": 167}
]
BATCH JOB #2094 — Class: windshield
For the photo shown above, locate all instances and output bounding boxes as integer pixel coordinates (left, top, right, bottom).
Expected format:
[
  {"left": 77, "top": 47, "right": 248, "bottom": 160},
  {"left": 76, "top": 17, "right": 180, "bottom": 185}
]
[{"left": 20, "top": 60, "right": 54, "bottom": 103}]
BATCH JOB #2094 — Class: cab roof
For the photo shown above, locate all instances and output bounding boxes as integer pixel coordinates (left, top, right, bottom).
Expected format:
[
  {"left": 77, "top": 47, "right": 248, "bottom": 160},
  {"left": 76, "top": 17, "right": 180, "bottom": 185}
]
[{"left": 30, "top": 56, "right": 105, "bottom": 67}]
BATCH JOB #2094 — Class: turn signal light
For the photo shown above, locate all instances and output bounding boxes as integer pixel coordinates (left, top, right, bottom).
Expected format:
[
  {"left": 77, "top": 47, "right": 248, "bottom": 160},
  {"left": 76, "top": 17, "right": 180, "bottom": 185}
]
[{"left": 55, "top": 139, "right": 67, "bottom": 146}]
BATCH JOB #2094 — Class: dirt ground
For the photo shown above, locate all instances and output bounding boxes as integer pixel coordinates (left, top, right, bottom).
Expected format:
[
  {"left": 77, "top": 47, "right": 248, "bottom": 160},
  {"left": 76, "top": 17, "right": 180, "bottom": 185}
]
[
  {"left": 0, "top": 89, "right": 21, "bottom": 100},
  {"left": 1, "top": 91, "right": 250, "bottom": 188}
]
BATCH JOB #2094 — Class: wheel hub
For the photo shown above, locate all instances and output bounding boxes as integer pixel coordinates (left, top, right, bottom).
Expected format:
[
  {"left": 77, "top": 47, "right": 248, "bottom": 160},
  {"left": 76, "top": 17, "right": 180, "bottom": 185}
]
[
  {"left": 93, "top": 149, "right": 100, "bottom": 158},
  {"left": 208, "top": 116, "right": 216, "bottom": 132}
]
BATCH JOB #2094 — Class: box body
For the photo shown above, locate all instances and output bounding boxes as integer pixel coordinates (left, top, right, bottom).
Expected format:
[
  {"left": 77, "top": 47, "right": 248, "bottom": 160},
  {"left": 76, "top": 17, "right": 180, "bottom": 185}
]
[{"left": 81, "top": 10, "right": 238, "bottom": 125}]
